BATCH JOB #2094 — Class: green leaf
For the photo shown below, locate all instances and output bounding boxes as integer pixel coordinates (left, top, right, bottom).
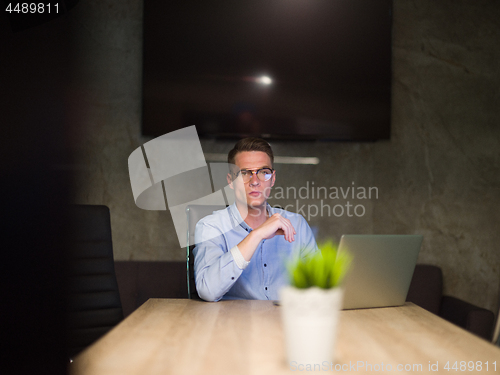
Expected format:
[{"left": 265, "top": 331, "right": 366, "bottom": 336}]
[{"left": 286, "top": 240, "right": 352, "bottom": 289}]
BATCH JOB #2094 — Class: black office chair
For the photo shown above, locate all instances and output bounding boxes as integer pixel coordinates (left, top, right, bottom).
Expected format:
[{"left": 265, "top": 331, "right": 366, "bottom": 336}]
[
  {"left": 406, "top": 264, "right": 495, "bottom": 340},
  {"left": 186, "top": 205, "right": 226, "bottom": 300},
  {"left": 66, "top": 205, "right": 123, "bottom": 358}
]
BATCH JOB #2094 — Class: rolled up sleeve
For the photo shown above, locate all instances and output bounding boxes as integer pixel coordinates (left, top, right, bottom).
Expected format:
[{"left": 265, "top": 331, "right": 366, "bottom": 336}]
[{"left": 193, "top": 220, "right": 243, "bottom": 302}]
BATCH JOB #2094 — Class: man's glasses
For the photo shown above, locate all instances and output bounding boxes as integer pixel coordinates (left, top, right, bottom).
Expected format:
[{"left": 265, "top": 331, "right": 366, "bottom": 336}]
[{"left": 235, "top": 168, "right": 274, "bottom": 183}]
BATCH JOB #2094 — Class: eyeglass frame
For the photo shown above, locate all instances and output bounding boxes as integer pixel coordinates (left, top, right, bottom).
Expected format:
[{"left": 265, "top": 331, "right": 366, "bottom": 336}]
[{"left": 232, "top": 167, "right": 275, "bottom": 183}]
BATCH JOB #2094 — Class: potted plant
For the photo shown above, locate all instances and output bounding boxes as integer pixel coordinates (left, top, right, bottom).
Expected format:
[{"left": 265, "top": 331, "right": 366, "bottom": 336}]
[{"left": 280, "top": 241, "right": 352, "bottom": 367}]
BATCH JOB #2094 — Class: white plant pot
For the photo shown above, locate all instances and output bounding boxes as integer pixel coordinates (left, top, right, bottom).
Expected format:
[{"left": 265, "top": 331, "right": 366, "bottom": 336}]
[{"left": 279, "top": 286, "right": 344, "bottom": 366}]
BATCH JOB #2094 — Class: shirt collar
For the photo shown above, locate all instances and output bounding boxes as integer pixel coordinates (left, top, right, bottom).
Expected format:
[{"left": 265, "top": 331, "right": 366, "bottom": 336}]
[{"left": 228, "top": 202, "right": 273, "bottom": 232}]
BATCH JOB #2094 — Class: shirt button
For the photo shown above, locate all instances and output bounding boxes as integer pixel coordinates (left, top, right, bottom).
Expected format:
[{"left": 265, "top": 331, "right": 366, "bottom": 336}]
[
  {"left": 265, "top": 287, "right": 268, "bottom": 290},
  {"left": 231, "top": 277, "right": 234, "bottom": 280},
  {"left": 264, "top": 264, "right": 267, "bottom": 267}
]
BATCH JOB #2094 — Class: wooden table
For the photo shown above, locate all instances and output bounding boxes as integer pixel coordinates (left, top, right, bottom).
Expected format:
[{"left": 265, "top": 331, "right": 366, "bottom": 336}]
[{"left": 70, "top": 299, "right": 500, "bottom": 375}]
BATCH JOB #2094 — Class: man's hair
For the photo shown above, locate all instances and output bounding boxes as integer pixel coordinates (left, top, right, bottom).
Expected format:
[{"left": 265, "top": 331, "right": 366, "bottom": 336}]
[{"left": 227, "top": 137, "right": 274, "bottom": 167}]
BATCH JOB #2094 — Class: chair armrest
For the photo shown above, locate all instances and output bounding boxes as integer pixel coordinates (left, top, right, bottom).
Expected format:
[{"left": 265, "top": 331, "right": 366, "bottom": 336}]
[{"left": 440, "top": 295, "right": 495, "bottom": 340}]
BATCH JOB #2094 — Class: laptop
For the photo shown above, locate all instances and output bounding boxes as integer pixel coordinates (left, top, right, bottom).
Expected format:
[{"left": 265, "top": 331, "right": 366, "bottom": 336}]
[{"left": 338, "top": 234, "right": 423, "bottom": 310}]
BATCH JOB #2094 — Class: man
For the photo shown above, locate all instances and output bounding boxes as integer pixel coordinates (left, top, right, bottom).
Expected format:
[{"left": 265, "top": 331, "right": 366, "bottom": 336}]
[{"left": 193, "top": 137, "right": 318, "bottom": 301}]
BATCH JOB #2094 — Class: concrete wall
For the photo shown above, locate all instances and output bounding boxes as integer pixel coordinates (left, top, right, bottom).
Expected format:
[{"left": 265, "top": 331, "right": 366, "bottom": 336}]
[{"left": 70, "top": 0, "right": 500, "bottom": 312}]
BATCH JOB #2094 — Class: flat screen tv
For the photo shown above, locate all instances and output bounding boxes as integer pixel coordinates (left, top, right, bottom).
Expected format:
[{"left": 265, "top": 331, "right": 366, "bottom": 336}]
[{"left": 142, "top": 0, "right": 392, "bottom": 141}]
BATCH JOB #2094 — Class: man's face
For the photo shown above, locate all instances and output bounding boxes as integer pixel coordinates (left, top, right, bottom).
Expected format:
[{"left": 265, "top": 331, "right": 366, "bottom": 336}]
[{"left": 228, "top": 151, "right": 275, "bottom": 210}]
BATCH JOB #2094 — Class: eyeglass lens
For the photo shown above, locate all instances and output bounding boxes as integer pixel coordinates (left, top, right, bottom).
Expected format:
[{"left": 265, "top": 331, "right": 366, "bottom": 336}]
[{"left": 239, "top": 169, "right": 273, "bottom": 182}]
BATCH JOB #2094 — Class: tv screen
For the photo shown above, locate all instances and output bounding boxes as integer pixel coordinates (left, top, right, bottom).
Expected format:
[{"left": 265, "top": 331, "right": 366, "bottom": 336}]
[{"left": 142, "top": 0, "right": 393, "bottom": 141}]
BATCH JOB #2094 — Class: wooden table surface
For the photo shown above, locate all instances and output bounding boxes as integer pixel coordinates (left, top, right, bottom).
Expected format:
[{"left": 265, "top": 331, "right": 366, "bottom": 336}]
[{"left": 70, "top": 299, "right": 500, "bottom": 375}]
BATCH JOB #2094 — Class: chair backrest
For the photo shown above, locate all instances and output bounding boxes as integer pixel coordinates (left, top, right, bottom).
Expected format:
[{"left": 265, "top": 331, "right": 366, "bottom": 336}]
[
  {"left": 66, "top": 205, "right": 123, "bottom": 358},
  {"left": 186, "top": 205, "right": 226, "bottom": 299},
  {"left": 406, "top": 264, "right": 443, "bottom": 315}
]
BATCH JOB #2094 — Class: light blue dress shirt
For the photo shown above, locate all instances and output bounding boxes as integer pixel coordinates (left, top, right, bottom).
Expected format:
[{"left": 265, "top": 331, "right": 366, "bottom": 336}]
[{"left": 193, "top": 203, "right": 318, "bottom": 302}]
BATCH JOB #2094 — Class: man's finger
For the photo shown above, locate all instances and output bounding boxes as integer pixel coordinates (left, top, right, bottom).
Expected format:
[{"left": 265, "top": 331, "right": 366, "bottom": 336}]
[{"left": 279, "top": 218, "right": 294, "bottom": 242}]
